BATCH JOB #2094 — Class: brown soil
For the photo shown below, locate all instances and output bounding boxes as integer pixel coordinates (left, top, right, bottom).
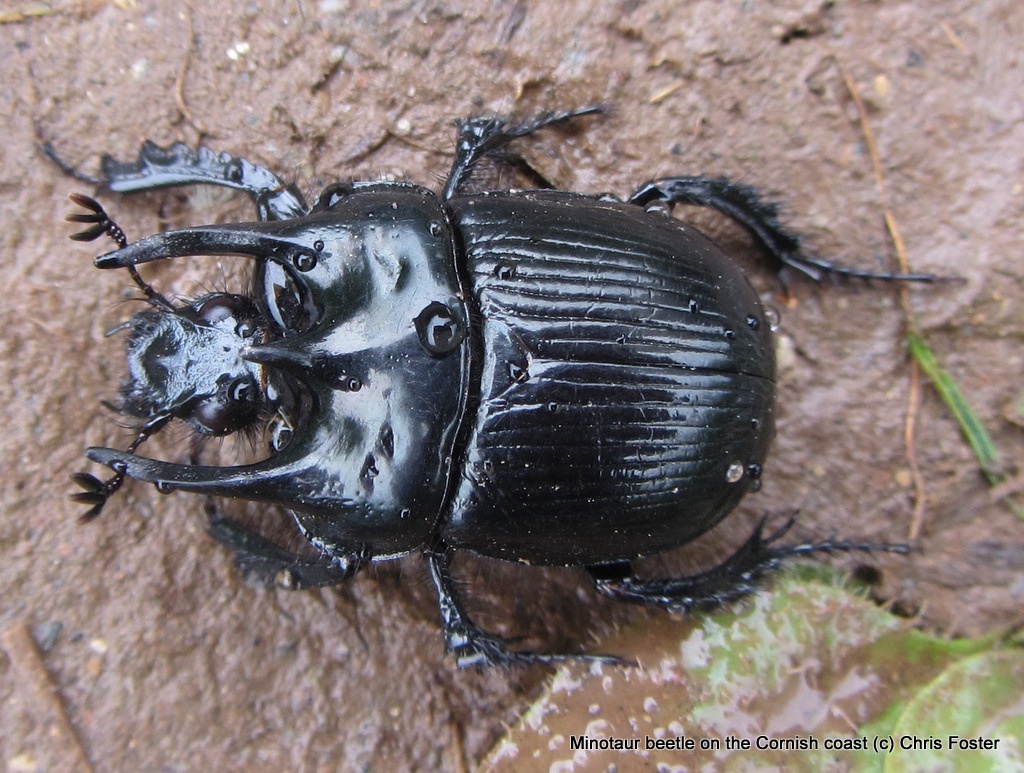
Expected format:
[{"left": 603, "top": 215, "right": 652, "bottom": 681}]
[{"left": 1, "top": 1, "right": 1021, "bottom": 769}]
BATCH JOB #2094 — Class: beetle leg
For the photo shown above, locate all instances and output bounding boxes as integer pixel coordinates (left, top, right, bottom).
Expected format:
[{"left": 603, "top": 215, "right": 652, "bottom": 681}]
[
  {"left": 627, "top": 176, "right": 943, "bottom": 283},
  {"left": 43, "top": 140, "right": 308, "bottom": 221},
  {"left": 206, "top": 504, "right": 364, "bottom": 589},
  {"left": 69, "top": 413, "right": 172, "bottom": 522},
  {"left": 425, "top": 545, "right": 625, "bottom": 667},
  {"left": 443, "top": 106, "right": 603, "bottom": 199},
  {"left": 590, "top": 517, "right": 909, "bottom": 611}
]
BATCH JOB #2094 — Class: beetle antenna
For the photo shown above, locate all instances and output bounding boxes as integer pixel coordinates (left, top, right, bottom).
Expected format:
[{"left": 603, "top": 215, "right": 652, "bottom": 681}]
[
  {"left": 70, "top": 413, "right": 172, "bottom": 522},
  {"left": 66, "top": 193, "right": 176, "bottom": 312}
]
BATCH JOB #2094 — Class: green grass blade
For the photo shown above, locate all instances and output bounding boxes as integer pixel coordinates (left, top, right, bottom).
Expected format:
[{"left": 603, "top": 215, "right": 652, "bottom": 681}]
[{"left": 907, "top": 334, "right": 1018, "bottom": 516}]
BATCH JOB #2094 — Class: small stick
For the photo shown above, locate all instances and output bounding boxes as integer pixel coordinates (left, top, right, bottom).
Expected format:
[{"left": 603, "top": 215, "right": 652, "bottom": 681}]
[
  {"left": 1, "top": 621, "right": 94, "bottom": 773},
  {"left": 837, "top": 62, "right": 928, "bottom": 540}
]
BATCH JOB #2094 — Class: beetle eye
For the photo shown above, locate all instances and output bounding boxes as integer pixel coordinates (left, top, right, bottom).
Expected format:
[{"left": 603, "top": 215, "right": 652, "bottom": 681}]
[
  {"left": 192, "top": 376, "right": 259, "bottom": 436},
  {"left": 193, "top": 398, "right": 233, "bottom": 436},
  {"left": 260, "top": 262, "right": 317, "bottom": 335},
  {"left": 196, "top": 294, "right": 246, "bottom": 325},
  {"left": 193, "top": 294, "right": 259, "bottom": 340}
]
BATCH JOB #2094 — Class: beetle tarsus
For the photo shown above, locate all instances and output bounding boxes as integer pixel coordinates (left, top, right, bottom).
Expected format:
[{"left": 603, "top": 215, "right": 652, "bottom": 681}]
[
  {"left": 38, "top": 141, "right": 104, "bottom": 184},
  {"left": 69, "top": 471, "right": 120, "bottom": 522},
  {"left": 591, "top": 516, "right": 907, "bottom": 611},
  {"left": 70, "top": 414, "right": 171, "bottom": 520}
]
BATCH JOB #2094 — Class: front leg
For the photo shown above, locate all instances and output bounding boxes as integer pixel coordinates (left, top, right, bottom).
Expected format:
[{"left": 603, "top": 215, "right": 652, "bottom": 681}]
[
  {"left": 43, "top": 140, "right": 308, "bottom": 221},
  {"left": 206, "top": 503, "right": 364, "bottom": 589}
]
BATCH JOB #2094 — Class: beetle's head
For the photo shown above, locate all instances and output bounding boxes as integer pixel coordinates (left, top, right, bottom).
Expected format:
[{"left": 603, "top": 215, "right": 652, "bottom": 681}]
[
  {"left": 73, "top": 216, "right": 338, "bottom": 519},
  {"left": 120, "top": 293, "right": 265, "bottom": 436}
]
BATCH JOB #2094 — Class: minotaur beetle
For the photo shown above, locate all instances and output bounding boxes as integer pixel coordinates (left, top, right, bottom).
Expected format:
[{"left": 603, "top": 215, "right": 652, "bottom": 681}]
[{"left": 57, "top": 107, "right": 939, "bottom": 666}]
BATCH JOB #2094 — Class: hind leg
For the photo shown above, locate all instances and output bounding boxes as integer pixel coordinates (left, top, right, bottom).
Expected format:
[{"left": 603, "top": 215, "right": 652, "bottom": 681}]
[
  {"left": 589, "top": 517, "right": 908, "bottom": 611},
  {"left": 206, "top": 502, "right": 364, "bottom": 589}
]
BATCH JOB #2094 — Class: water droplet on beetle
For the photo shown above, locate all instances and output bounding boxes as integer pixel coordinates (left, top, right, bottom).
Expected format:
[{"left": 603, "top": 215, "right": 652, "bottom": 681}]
[
  {"left": 111, "top": 460, "right": 128, "bottom": 475},
  {"left": 726, "top": 461, "right": 744, "bottom": 483},
  {"left": 688, "top": 298, "right": 700, "bottom": 314},
  {"left": 747, "top": 463, "right": 763, "bottom": 479},
  {"left": 414, "top": 302, "right": 465, "bottom": 357},
  {"left": 644, "top": 199, "right": 672, "bottom": 218},
  {"left": 724, "top": 328, "right": 735, "bottom": 340},
  {"left": 494, "top": 262, "right": 517, "bottom": 280},
  {"left": 746, "top": 314, "right": 760, "bottom": 330},
  {"left": 267, "top": 415, "right": 294, "bottom": 453},
  {"left": 362, "top": 454, "right": 379, "bottom": 479},
  {"left": 293, "top": 251, "right": 317, "bottom": 272},
  {"left": 155, "top": 480, "right": 175, "bottom": 494},
  {"left": 377, "top": 424, "right": 395, "bottom": 459},
  {"left": 428, "top": 221, "right": 442, "bottom": 236},
  {"left": 547, "top": 402, "right": 561, "bottom": 414},
  {"left": 509, "top": 362, "right": 528, "bottom": 383},
  {"left": 765, "top": 307, "right": 781, "bottom": 332}
]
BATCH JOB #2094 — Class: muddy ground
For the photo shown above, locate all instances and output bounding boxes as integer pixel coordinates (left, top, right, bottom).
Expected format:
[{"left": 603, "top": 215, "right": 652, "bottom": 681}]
[{"left": 1, "top": 0, "right": 1021, "bottom": 770}]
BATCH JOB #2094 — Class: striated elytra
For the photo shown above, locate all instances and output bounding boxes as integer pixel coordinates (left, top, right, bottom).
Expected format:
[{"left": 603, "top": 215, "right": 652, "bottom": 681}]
[{"left": 61, "top": 107, "right": 935, "bottom": 666}]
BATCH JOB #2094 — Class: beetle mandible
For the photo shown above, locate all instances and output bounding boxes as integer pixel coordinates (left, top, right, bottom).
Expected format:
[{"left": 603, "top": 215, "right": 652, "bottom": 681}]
[{"left": 62, "top": 107, "right": 937, "bottom": 666}]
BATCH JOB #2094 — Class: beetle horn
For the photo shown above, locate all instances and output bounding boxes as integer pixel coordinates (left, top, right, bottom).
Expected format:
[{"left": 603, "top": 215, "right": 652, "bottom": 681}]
[
  {"left": 93, "top": 223, "right": 315, "bottom": 269},
  {"left": 242, "top": 338, "right": 357, "bottom": 388},
  {"left": 241, "top": 340, "right": 317, "bottom": 375},
  {"left": 87, "top": 446, "right": 294, "bottom": 493},
  {"left": 85, "top": 445, "right": 351, "bottom": 513}
]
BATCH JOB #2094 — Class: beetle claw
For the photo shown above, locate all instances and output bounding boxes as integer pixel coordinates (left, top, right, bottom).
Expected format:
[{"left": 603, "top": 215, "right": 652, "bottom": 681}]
[{"left": 66, "top": 193, "right": 127, "bottom": 247}]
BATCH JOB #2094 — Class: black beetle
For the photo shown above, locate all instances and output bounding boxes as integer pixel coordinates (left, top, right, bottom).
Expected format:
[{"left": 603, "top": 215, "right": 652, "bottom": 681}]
[{"left": 61, "top": 107, "right": 935, "bottom": 666}]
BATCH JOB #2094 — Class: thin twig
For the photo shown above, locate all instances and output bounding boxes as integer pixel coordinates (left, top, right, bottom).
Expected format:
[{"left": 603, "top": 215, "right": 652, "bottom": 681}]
[
  {"left": 175, "top": 4, "right": 209, "bottom": 136},
  {"left": 838, "top": 63, "right": 928, "bottom": 540},
  {"left": 2, "top": 621, "right": 94, "bottom": 772}
]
